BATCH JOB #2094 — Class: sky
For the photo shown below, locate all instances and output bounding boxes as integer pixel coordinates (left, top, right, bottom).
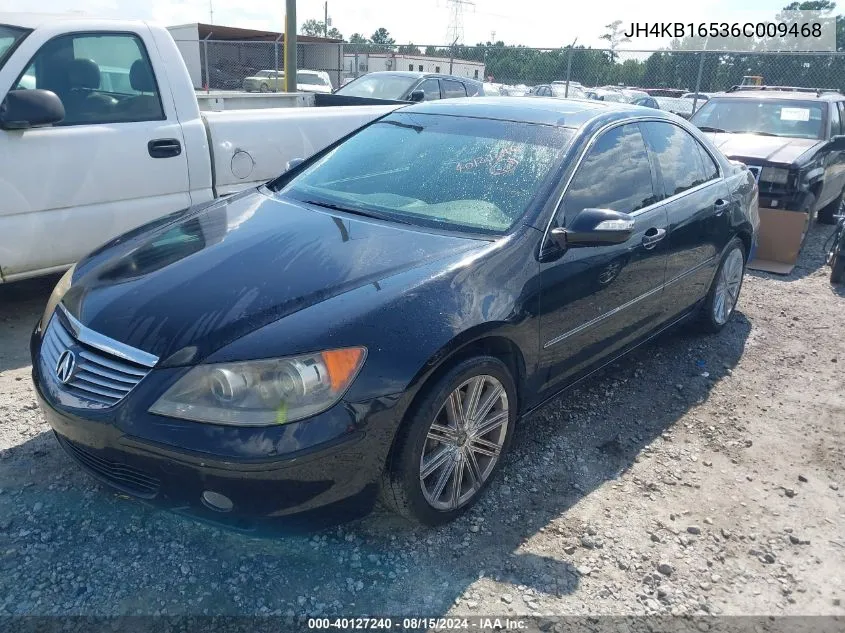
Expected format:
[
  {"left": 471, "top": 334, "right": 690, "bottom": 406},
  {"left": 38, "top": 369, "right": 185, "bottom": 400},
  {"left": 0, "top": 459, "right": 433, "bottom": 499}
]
[{"left": 0, "top": 0, "right": 807, "bottom": 48}]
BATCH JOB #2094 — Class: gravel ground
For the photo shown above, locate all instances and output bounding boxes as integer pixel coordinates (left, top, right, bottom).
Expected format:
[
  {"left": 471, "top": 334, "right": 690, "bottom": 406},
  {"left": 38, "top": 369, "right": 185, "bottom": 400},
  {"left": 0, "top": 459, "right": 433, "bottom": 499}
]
[{"left": 0, "top": 224, "right": 843, "bottom": 619}]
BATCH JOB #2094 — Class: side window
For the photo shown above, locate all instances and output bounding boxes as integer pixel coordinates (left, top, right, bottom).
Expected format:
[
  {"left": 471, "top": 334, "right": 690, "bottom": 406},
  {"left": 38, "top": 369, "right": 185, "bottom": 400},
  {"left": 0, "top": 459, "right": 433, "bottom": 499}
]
[
  {"left": 562, "top": 123, "right": 656, "bottom": 223},
  {"left": 838, "top": 102, "right": 845, "bottom": 136},
  {"left": 642, "top": 121, "right": 708, "bottom": 197},
  {"left": 15, "top": 32, "right": 164, "bottom": 126},
  {"left": 696, "top": 142, "right": 719, "bottom": 182},
  {"left": 829, "top": 102, "right": 842, "bottom": 138},
  {"left": 408, "top": 64, "right": 414, "bottom": 71},
  {"left": 442, "top": 79, "right": 467, "bottom": 99},
  {"left": 418, "top": 78, "right": 441, "bottom": 101}
]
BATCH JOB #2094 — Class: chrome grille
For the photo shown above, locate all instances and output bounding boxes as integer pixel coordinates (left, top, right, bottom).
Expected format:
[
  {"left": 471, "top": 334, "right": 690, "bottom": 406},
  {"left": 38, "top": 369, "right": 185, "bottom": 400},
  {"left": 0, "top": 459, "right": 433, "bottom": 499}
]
[{"left": 41, "top": 306, "right": 158, "bottom": 407}]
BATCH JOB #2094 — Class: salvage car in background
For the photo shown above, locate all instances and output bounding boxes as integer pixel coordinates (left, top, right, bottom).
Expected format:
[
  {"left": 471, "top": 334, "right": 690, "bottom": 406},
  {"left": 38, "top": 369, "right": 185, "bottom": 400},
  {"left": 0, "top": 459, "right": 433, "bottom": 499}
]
[
  {"left": 32, "top": 97, "right": 758, "bottom": 527},
  {"left": 691, "top": 86, "right": 845, "bottom": 225}
]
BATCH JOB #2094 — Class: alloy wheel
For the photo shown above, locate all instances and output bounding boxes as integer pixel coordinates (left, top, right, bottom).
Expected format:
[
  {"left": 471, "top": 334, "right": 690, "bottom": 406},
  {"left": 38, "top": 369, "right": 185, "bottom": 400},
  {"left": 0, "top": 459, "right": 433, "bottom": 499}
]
[
  {"left": 713, "top": 249, "right": 744, "bottom": 325},
  {"left": 418, "top": 375, "right": 509, "bottom": 511}
]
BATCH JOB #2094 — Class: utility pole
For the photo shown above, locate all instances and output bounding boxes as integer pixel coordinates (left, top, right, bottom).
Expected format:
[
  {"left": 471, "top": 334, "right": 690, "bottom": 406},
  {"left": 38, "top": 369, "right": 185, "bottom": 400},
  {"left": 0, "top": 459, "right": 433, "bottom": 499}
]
[
  {"left": 209, "top": 0, "right": 214, "bottom": 25},
  {"left": 564, "top": 37, "right": 577, "bottom": 97},
  {"left": 283, "top": 0, "right": 296, "bottom": 92}
]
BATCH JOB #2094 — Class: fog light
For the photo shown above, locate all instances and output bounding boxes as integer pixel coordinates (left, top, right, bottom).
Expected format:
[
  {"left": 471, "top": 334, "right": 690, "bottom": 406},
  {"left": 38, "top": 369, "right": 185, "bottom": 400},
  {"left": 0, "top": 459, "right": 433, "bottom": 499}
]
[{"left": 201, "top": 490, "right": 234, "bottom": 512}]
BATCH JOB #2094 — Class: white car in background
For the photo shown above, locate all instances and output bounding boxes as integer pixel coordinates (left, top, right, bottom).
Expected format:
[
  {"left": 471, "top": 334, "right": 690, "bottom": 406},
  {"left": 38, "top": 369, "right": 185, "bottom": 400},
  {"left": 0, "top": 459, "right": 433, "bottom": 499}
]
[{"left": 242, "top": 69, "right": 333, "bottom": 93}]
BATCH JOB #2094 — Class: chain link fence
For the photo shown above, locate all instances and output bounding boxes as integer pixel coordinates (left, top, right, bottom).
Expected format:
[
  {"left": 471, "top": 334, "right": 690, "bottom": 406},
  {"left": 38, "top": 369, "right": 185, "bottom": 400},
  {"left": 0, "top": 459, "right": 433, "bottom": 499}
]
[{"left": 172, "top": 38, "right": 845, "bottom": 104}]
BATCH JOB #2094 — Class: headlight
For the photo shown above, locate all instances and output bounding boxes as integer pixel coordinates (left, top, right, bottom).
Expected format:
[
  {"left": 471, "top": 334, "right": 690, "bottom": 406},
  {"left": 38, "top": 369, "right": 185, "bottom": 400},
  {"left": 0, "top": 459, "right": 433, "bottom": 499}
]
[
  {"left": 41, "top": 264, "right": 76, "bottom": 330},
  {"left": 149, "top": 347, "right": 366, "bottom": 426},
  {"left": 760, "top": 166, "right": 790, "bottom": 185}
]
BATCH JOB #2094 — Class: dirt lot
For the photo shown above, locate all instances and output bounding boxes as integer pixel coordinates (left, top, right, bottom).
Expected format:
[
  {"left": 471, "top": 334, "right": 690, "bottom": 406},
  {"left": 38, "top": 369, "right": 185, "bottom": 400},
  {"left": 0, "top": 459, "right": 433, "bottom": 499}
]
[{"left": 0, "top": 224, "right": 843, "bottom": 619}]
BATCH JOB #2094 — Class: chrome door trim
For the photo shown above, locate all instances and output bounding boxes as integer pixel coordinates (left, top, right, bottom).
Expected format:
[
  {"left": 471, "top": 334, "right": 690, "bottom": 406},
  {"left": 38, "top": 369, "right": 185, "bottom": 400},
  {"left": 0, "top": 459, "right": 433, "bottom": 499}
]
[{"left": 542, "top": 254, "right": 718, "bottom": 349}]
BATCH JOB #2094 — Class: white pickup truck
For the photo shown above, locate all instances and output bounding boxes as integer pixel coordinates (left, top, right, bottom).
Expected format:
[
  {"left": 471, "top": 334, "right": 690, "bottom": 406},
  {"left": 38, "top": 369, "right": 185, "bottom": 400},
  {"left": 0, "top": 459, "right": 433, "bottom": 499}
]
[{"left": 0, "top": 13, "right": 399, "bottom": 283}]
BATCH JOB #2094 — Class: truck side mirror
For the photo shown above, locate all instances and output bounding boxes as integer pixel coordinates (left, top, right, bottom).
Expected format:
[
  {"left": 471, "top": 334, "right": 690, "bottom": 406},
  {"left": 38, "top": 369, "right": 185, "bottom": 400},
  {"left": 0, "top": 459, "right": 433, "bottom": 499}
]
[
  {"left": 409, "top": 90, "right": 425, "bottom": 103},
  {"left": 0, "top": 89, "right": 65, "bottom": 130}
]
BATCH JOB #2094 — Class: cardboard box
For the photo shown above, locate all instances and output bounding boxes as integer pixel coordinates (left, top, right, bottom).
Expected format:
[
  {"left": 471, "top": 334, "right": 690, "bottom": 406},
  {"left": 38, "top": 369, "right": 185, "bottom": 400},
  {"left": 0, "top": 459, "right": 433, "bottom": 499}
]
[{"left": 747, "top": 207, "right": 809, "bottom": 275}]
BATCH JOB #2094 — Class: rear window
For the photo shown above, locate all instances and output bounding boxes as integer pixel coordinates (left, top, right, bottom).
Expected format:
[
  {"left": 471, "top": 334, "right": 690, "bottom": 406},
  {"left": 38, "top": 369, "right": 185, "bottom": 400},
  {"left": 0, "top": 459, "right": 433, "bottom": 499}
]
[{"left": 691, "top": 97, "right": 825, "bottom": 139}]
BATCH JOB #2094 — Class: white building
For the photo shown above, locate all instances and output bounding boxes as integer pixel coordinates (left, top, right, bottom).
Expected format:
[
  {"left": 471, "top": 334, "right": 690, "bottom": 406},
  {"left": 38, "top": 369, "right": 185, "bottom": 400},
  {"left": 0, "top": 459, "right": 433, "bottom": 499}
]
[{"left": 344, "top": 52, "right": 485, "bottom": 82}]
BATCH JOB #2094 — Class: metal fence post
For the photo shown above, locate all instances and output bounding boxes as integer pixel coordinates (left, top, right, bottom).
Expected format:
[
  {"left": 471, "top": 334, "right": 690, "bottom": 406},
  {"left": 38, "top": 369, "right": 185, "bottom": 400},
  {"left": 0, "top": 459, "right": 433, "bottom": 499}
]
[
  {"left": 202, "top": 33, "right": 211, "bottom": 92},
  {"left": 564, "top": 38, "right": 577, "bottom": 98},
  {"left": 274, "top": 34, "right": 282, "bottom": 76},
  {"left": 692, "top": 51, "right": 705, "bottom": 113}
]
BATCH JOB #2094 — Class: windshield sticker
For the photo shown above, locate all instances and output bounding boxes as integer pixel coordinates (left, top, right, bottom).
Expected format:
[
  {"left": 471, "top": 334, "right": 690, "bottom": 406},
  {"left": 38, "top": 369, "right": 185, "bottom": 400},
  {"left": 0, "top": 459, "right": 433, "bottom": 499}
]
[
  {"left": 780, "top": 107, "right": 811, "bottom": 122},
  {"left": 456, "top": 147, "right": 521, "bottom": 175}
]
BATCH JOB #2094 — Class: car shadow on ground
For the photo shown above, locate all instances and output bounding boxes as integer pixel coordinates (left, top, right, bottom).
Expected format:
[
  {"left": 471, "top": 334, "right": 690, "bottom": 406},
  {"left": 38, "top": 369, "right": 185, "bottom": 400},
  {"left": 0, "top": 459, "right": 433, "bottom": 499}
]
[
  {"left": 0, "top": 274, "right": 60, "bottom": 373},
  {"left": 0, "top": 296, "right": 752, "bottom": 615}
]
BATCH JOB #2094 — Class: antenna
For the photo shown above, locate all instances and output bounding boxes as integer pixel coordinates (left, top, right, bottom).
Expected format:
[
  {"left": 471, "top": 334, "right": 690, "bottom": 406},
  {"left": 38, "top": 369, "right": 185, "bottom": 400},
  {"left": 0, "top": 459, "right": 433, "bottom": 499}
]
[{"left": 445, "top": 0, "right": 475, "bottom": 45}]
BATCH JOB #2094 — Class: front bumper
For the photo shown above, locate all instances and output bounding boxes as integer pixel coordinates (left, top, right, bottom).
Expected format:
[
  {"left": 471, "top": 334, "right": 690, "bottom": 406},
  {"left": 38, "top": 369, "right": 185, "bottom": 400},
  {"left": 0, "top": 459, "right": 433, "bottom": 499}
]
[{"left": 31, "top": 324, "right": 403, "bottom": 525}]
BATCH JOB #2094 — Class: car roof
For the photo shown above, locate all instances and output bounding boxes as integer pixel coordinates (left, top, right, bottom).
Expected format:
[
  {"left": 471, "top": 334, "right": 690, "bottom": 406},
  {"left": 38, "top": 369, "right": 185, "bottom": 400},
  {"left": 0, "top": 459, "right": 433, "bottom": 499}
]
[
  {"left": 402, "top": 96, "right": 681, "bottom": 128},
  {"left": 714, "top": 90, "right": 844, "bottom": 101}
]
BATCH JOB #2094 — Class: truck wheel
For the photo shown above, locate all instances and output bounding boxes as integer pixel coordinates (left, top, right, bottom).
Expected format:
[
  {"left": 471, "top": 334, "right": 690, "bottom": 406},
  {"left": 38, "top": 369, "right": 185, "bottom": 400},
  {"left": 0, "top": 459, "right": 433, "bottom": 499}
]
[
  {"left": 818, "top": 192, "right": 842, "bottom": 225},
  {"left": 832, "top": 250, "right": 845, "bottom": 283},
  {"left": 799, "top": 193, "right": 816, "bottom": 246}
]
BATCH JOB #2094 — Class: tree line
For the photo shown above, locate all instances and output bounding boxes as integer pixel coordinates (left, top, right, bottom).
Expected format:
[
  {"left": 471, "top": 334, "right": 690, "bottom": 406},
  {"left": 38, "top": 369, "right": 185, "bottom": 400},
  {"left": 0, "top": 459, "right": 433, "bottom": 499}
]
[{"left": 304, "top": 1, "right": 845, "bottom": 91}]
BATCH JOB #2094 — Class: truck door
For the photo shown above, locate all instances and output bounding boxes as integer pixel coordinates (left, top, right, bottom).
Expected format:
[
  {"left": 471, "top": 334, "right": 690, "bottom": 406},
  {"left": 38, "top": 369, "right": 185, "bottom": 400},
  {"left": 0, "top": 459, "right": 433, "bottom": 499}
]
[{"left": 0, "top": 28, "right": 191, "bottom": 281}]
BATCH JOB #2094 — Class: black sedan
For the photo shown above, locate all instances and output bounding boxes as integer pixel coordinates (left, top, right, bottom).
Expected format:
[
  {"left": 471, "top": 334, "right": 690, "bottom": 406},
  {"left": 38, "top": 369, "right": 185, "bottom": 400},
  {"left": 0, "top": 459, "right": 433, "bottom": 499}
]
[{"left": 31, "top": 98, "right": 759, "bottom": 526}]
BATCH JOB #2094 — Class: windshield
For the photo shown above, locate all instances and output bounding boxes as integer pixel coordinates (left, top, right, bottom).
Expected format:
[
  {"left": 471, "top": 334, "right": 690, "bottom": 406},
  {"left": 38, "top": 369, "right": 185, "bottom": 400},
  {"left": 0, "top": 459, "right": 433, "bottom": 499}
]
[
  {"left": 0, "top": 25, "right": 29, "bottom": 69},
  {"left": 691, "top": 98, "right": 825, "bottom": 139},
  {"left": 254, "top": 70, "right": 275, "bottom": 78},
  {"left": 276, "top": 113, "right": 573, "bottom": 235},
  {"left": 336, "top": 74, "right": 419, "bottom": 99},
  {"left": 295, "top": 73, "right": 327, "bottom": 85}
]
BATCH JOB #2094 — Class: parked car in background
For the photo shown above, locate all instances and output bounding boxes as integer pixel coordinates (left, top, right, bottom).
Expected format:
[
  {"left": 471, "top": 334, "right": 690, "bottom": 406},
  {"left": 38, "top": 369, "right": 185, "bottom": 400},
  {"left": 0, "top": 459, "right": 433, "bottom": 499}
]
[
  {"left": 586, "top": 88, "right": 627, "bottom": 103},
  {"left": 691, "top": 86, "right": 845, "bottom": 224},
  {"left": 208, "top": 65, "right": 254, "bottom": 91},
  {"left": 529, "top": 83, "right": 586, "bottom": 99},
  {"left": 242, "top": 69, "right": 332, "bottom": 93},
  {"left": 644, "top": 88, "right": 686, "bottom": 98},
  {"left": 335, "top": 71, "right": 483, "bottom": 102},
  {"left": 654, "top": 96, "right": 697, "bottom": 119},
  {"left": 501, "top": 84, "right": 529, "bottom": 96},
  {"left": 482, "top": 82, "right": 504, "bottom": 96},
  {"left": 32, "top": 97, "right": 758, "bottom": 527},
  {"left": 0, "top": 14, "right": 400, "bottom": 283},
  {"left": 631, "top": 95, "right": 660, "bottom": 109}
]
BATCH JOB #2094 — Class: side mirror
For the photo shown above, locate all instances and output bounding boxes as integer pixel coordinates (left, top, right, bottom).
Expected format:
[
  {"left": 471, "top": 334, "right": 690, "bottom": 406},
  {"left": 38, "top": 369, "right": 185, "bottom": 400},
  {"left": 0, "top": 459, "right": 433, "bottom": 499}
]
[
  {"left": 285, "top": 157, "right": 305, "bottom": 171},
  {"left": 550, "top": 208, "right": 635, "bottom": 248},
  {"left": 408, "top": 89, "right": 425, "bottom": 103},
  {"left": 0, "top": 89, "right": 65, "bottom": 130},
  {"left": 830, "top": 135, "right": 845, "bottom": 152}
]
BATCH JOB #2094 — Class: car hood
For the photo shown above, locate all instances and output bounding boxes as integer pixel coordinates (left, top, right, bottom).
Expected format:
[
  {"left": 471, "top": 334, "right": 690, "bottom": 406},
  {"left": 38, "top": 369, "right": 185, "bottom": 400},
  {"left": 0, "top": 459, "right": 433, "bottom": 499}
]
[
  {"left": 62, "top": 191, "right": 483, "bottom": 363},
  {"left": 708, "top": 132, "right": 823, "bottom": 165}
]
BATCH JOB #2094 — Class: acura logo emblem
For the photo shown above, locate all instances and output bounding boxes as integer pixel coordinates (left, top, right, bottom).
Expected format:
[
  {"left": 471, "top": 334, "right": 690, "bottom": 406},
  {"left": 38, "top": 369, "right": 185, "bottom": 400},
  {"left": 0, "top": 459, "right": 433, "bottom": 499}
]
[{"left": 55, "top": 350, "right": 77, "bottom": 384}]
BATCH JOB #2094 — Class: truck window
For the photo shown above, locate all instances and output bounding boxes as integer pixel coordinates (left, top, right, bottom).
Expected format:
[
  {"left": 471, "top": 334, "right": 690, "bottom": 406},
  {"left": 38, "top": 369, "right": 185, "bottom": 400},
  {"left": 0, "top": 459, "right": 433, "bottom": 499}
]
[
  {"left": 441, "top": 80, "right": 467, "bottom": 99},
  {"left": 830, "top": 101, "right": 842, "bottom": 138},
  {"left": 15, "top": 32, "right": 164, "bottom": 126}
]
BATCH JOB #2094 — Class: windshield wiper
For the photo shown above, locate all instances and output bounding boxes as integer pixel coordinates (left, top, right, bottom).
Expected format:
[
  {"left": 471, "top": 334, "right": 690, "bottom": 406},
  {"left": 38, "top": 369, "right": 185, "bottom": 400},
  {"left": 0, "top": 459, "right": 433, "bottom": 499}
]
[
  {"left": 302, "top": 199, "right": 411, "bottom": 225},
  {"left": 735, "top": 130, "right": 781, "bottom": 137},
  {"left": 697, "top": 126, "right": 727, "bottom": 133}
]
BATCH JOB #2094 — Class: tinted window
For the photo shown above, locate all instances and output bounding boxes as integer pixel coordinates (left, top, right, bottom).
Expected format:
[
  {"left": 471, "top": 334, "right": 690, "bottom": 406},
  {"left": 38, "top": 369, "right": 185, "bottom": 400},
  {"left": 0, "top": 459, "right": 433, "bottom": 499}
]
[
  {"left": 336, "top": 74, "right": 418, "bottom": 99},
  {"left": 442, "top": 79, "right": 467, "bottom": 99},
  {"left": 15, "top": 32, "right": 163, "bottom": 125},
  {"left": 280, "top": 113, "right": 573, "bottom": 235},
  {"left": 643, "top": 122, "right": 708, "bottom": 197},
  {"left": 563, "top": 123, "right": 656, "bottom": 221},
  {"left": 419, "top": 78, "right": 441, "bottom": 100},
  {"left": 829, "top": 101, "right": 841, "bottom": 137}
]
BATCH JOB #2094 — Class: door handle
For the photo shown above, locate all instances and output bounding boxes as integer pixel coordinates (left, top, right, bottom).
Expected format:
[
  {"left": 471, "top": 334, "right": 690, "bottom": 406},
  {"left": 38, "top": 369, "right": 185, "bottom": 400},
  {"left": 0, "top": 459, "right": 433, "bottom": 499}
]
[
  {"left": 642, "top": 227, "right": 666, "bottom": 250},
  {"left": 148, "top": 138, "right": 182, "bottom": 158},
  {"left": 714, "top": 198, "right": 729, "bottom": 215}
]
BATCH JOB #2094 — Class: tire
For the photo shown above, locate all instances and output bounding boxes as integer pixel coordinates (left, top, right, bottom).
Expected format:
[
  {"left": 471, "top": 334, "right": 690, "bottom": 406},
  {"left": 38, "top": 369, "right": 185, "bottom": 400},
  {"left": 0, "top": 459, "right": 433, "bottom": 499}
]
[
  {"left": 818, "top": 191, "right": 842, "bottom": 225},
  {"left": 380, "top": 356, "right": 517, "bottom": 525},
  {"left": 832, "top": 249, "right": 845, "bottom": 284},
  {"left": 799, "top": 192, "right": 816, "bottom": 247},
  {"left": 259, "top": 83, "right": 270, "bottom": 93},
  {"left": 697, "top": 238, "right": 746, "bottom": 333}
]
